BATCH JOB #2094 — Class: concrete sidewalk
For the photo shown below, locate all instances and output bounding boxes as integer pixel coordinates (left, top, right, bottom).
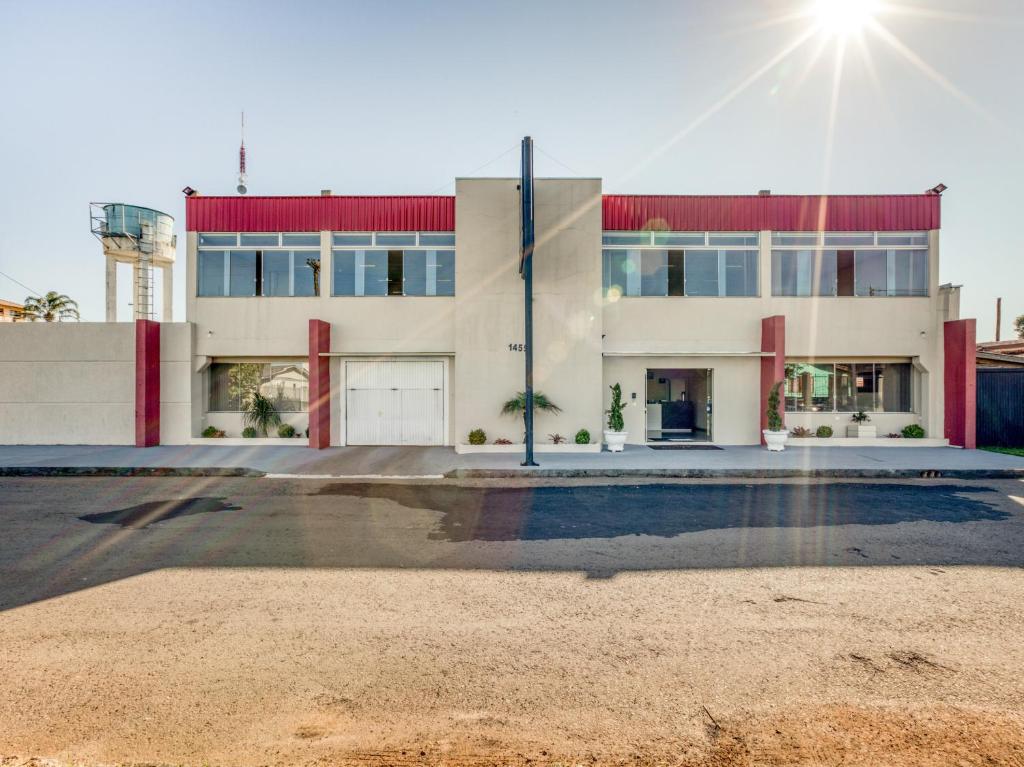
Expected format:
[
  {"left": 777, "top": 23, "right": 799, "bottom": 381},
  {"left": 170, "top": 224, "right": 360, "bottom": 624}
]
[{"left": 0, "top": 443, "right": 1023, "bottom": 478}]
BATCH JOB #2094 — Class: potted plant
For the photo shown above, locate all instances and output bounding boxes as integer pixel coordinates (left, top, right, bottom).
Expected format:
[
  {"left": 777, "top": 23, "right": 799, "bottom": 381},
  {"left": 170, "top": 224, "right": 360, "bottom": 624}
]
[
  {"left": 604, "top": 383, "right": 628, "bottom": 452},
  {"left": 763, "top": 381, "right": 788, "bottom": 451},
  {"left": 847, "top": 411, "right": 876, "bottom": 438}
]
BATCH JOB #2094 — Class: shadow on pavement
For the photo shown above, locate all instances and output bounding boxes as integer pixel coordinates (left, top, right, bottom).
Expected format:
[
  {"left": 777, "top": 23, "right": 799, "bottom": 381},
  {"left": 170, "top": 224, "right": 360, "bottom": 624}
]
[{"left": 2, "top": 478, "right": 1021, "bottom": 612}]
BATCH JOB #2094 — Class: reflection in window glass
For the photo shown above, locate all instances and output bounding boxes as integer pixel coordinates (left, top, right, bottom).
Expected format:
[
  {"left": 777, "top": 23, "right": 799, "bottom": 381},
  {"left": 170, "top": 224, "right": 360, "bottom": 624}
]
[
  {"left": 878, "top": 362, "right": 912, "bottom": 411},
  {"left": 640, "top": 250, "right": 668, "bottom": 296},
  {"left": 282, "top": 233, "right": 320, "bottom": 247},
  {"left": 855, "top": 363, "right": 878, "bottom": 410},
  {"left": 198, "top": 250, "right": 226, "bottom": 296},
  {"left": 209, "top": 362, "right": 309, "bottom": 412},
  {"left": 403, "top": 250, "right": 427, "bottom": 296},
  {"left": 332, "top": 250, "right": 355, "bottom": 295},
  {"left": 199, "top": 234, "right": 237, "bottom": 247},
  {"left": 771, "top": 251, "right": 812, "bottom": 296},
  {"left": 724, "top": 251, "right": 758, "bottom": 296},
  {"left": 229, "top": 251, "right": 257, "bottom": 296},
  {"left": 434, "top": 250, "right": 455, "bottom": 296},
  {"left": 893, "top": 250, "right": 928, "bottom": 296},
  {"left": 262, "top": 251, "right": 291, "bottom": 296},
  {"left": 854, "top": 250, "right": 888, "bottom": 296},
  {"left": 333, "top": 233, "right": 373, "bottom": 246},
  {"left": 785, "top": 362, "right": 835, "bottom": 412},
  {"left": 835, "top": 363, "right": 856, "bottom": 411},
  {"left": 240, "top": 234, "right": 279, "bottom": 246},
  {"left": 685, "top": 251, "right": 719, "bottom": 296},
  {"left": 294, "top": 252, "right": 320, "bottom": 296},
  {"left": 419, "top": 233, "right": 455, "bottom": 246},
  {"left": 361, "top": 250, "right": 388, "bottom": 296}
]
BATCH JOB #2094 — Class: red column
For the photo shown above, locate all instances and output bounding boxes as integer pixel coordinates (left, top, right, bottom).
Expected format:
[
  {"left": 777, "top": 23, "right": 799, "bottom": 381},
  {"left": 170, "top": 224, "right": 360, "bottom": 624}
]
[
  {"left": 135, "top": 319, "right": 160, "bottom": 447},
  {"left": 308, "top": 319, "right": 331, "bottom": 449},
  {"left": 944, "top": 319, "right": 976, "bottom": 449},
  {"left": 760, "top": 315, "right": 786, "bottom": 444}
]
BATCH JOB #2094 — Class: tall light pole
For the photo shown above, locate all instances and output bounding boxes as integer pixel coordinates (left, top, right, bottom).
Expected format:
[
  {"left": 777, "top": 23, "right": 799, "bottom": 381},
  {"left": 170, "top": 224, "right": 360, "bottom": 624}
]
[{"left": 520, "top": 136, "right": 538, "bottom": 466}]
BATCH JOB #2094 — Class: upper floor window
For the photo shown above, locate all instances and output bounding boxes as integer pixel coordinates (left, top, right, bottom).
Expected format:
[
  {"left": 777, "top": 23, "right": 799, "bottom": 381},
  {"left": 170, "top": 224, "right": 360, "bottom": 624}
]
[
  {"left": 197, "top": 233, "right": 320, "bottom": 297},
  {"left": 771, "top": 249, "right": 928, "bottom": 297},
  {"left": 601, "top": 232, "right": 759, "bottom": 298},
  {"left": 331, "top": 232, "right": 455, "bottom": 296}
]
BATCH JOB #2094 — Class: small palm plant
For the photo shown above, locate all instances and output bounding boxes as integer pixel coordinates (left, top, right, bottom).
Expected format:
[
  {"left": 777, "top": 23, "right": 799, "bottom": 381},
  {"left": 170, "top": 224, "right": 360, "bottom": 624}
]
[
  {"left": 243, "top": 391, "right": 282, "bottom": 437},
  {"left": 21, "top": 291, "right": 79, "bottom": 322},
  {"left": 501, "top": 391, "right": 561, "bottom": 436}
]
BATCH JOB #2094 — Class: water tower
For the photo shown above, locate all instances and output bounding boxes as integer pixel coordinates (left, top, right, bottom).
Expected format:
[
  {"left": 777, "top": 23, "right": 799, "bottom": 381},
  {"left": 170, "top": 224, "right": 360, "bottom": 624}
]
[{"left": 90, "top": 203, "right": 176, "bottom": 322}]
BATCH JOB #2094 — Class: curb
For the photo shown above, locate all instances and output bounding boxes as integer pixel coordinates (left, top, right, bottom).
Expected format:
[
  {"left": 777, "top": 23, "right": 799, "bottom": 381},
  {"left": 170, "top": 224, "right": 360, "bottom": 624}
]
[
  {"left": 445, "top": 468, "right": 1024, "bottom": 480},
  {"left": 0, "top": 466, "right": 265, "bottom": 478}
]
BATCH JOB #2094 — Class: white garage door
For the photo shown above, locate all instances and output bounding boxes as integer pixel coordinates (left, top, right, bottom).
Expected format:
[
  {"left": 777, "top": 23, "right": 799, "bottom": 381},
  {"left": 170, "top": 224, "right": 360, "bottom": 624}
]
[{"left": 345, "top": 360, "right": 445, "bottom": 445}]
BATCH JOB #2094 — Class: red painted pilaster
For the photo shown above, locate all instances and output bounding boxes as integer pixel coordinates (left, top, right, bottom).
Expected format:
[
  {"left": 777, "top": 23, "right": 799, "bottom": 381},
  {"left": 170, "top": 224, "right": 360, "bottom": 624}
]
[
  {"left": 944, "top": 319, "right": 976, "bottom": 449},
  {"left": 135, "top": 319, "right": 161, "bottom": 447},
  {"left": 760, "top": 315, "right": 786, "bottom": 445},
  {"left": 308, "top": 319, "right": 331, "bottom": 449}
]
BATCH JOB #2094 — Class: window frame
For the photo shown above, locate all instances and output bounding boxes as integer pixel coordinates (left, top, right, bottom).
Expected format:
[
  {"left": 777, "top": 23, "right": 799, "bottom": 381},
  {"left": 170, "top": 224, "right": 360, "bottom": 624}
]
[
  {"left": 207, "top": 360, "right": 311, "bottom": 413},
  {"left": 783, "top": 359, "right": 916, "bottom": 414},
  {"left": 197, "top": 233, "right": 321, "bottom": 298}
]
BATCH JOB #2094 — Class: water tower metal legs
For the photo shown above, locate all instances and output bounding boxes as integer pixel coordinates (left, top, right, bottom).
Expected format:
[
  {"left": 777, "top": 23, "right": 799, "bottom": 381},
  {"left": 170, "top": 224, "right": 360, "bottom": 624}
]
[
  {"left": 161, "top": 265, "right": 173, "bottom": 322},
  {"left": 105, "top": 256, "right": 118, "bottom": 322}
]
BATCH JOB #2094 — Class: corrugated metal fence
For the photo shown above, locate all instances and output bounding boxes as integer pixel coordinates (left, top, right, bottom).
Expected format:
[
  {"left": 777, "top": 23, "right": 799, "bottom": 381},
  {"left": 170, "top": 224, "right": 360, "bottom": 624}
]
[{"left": 977, "top": 368, "right": 1024, "bottom": 447}]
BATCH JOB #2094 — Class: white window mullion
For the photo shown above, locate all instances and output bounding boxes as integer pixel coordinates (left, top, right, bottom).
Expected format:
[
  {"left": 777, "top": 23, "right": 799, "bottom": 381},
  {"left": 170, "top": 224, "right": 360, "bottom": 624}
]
[
  {"left": 886, "top": 249, "right": 896, "bottom": 297},
  {"left": 288, "top": 251, "right": 295, "bottom": 296},
  {"left": 426, "top": 250, "right": 438, "bottom": 296},
  {"left": 717, "top": 250, "right": 727, "bottom": 296},
  {"left": 355, "top": 250, "right": 366, "bottom": 296},
  {"left": 222, "top": 252, "right": 230, "bottom": 297}
]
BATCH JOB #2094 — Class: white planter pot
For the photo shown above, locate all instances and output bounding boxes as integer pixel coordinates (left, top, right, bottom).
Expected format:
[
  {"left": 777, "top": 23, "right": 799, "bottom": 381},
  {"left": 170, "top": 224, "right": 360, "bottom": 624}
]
[
  {"left": 846, "top": 424, "right": 877, "bottom": 438},
  {"left": 603, "top": 430, "right": 628, "bottom": 452},
  {"left": 763, "top": 429, "right": 789, "bottom": 452}
]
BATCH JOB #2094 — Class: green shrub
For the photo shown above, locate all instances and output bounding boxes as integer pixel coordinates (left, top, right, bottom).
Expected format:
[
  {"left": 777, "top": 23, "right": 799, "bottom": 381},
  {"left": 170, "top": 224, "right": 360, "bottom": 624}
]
[
  {"left": 242, "top": 426, "right": 258, "bottom": 438},
  {"left": 575, "top": 428, "right": 591, "bottom": 445},
  {"left": 816, "top": 425, "right": 833, "bottom": 438},
  {"left": 766, "top": 381, "right": 784, "bottom": 432},
  {"left": 468, "top": 428, "right": 487, "bottom": 445},
  {"left": 278, "top": 423, "right": 296, "bottom": 438},
  {"left": 201, "top": 425, "right": 224, "bottom": 438},
  {"left": 902, "top": 424, "right": 925, "bottom": 439},
  {"left": 607, "top": 384, "right": 625, "bottom": 432}
]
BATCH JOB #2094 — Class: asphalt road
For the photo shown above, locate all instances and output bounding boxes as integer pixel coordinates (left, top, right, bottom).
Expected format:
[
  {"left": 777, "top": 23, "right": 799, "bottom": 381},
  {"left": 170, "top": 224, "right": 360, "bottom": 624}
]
[
  {"left": 2, "top": 476, "right": 1023, "bottom": 611},
  {"left": 2, "top": 476, "right": 1024, "bottom": 766}
]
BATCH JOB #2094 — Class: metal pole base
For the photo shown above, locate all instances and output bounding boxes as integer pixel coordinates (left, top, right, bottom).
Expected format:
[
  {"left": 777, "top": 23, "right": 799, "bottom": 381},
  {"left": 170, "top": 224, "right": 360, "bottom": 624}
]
[{"left": 521, "top": 461, "right": 539, "bottom": 467}]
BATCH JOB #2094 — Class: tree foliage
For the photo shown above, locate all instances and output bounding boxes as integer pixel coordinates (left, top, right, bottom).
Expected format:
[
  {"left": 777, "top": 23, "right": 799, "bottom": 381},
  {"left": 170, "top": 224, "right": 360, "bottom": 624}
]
[{"left": 21, "top": 291, "right": 79, "bottom": 322}]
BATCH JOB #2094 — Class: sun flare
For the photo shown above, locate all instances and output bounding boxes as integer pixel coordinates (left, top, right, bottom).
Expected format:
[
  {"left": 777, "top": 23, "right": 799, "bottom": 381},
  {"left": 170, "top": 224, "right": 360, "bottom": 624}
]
[{"left": 814, "top": 0, "right": 880, "bottom": 36}]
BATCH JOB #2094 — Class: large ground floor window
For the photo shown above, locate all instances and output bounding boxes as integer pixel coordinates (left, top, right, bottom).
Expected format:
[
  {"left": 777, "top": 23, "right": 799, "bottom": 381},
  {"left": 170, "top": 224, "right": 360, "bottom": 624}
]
[
  {"left": 209, "top": 361, "right": 309, "bottom": 412},
  {"left": 785, "top": 361, "right": 913, "bottom": 413}
]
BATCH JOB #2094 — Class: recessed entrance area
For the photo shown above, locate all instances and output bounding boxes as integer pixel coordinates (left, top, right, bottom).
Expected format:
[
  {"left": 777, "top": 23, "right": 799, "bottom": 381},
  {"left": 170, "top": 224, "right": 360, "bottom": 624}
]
[{"left": 646, "top": 368, "right": 712, "bottom": 443}]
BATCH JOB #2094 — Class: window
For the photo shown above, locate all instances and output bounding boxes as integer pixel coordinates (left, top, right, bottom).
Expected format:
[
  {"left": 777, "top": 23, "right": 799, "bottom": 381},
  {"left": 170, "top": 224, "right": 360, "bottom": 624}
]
[
  {"left": 603, "top": 232, "right": 651, "bottom": 246},
  {"left": 824, "top": 233, "right": 875, "bottom": 246},
  {"left": 198, "top": 246, "right": 319, "bottom": 297},
  {"left": 199, "top": 234, "right": 237, "bottom": 247},
  {"left": 333, "top": 233, "right": 373, "bottom": 246},
  {"left": 375, "top": 233, "right": 417, "bottom": 246},
  {"left": 709, "top": 233, "right": 759, "bottom": 247},
  {"left": 240, "top": 233, "right": 279, "bottom": 247},
  {"left": 602, "top": 237, "right": 759, "bottom": 298},
  {"left": 772, "top": 233, "right": 819, "bottom": 247},
  {"left": 785, "top": 361, "right": 913, "bottom": 412},
  {"left": 209, "top": 362, "right": 309, "bottom": 412},
  {"left": 332, "top": 248, "right": 454, "bottom": 296},
  {"left": 283, "top": 233, "right": 320, "bottom": 247},
  {"left": 771, "top": 247, "right": 928, "bottom": 297}
]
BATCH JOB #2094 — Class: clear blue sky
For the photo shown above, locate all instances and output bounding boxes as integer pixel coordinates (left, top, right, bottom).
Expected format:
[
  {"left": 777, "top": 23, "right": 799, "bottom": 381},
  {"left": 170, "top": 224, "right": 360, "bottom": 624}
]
[{"left": 0, "top": 0, "right": 1021, "bottom": 338}]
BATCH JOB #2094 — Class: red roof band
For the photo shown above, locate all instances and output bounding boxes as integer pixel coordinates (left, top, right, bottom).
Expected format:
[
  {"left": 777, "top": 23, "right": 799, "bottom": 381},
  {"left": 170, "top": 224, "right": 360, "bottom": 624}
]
[{"left": 186, "top": 193, "right": 940, "bottom": 233}]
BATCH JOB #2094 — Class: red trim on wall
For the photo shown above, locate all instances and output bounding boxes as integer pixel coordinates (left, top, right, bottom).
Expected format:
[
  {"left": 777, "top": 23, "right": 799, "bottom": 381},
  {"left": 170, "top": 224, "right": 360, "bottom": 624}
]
[
  {"left": 308, "top": 319, "right": 331, "bottom": 449},
  {"left": 760, "top": 315, "right": 786, "bottom": 445},
  {"left": 186, "top": 196, "right": 455, "bottom": 232},
  {"left": 135, "top": 319, "right": 160, "bottom": 447},
  {"left": 944, "top": 319, "right": 977, "bottom": 449},
  {"left": 601, "top": 194, "right": 941, "bottom": 232}
]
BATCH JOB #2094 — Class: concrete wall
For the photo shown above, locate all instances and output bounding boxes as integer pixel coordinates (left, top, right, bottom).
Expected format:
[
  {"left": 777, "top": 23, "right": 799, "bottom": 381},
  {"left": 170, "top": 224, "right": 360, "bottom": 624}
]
[
  {"left": 0, "top": 323, "right": 135, "bottom": 444},
  {"left": 453, "top": 178, "right": 604, "bottom": 445}
]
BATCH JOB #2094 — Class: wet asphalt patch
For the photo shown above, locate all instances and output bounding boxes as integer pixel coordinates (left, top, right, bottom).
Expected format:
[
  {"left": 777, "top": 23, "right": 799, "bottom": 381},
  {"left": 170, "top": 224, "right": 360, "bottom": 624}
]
[
  {"left": 315, "top": 482, "right": 1008, "bottom": 542},
  {"left": 79, "top": 497, "right": 242, "bottom": 529}
]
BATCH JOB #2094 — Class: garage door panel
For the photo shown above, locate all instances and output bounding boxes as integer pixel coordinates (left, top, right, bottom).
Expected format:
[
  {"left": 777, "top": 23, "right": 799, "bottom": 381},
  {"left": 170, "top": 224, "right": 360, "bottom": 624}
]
[{"left": 345, "top": 360, "right": 445, "bottom": 446}]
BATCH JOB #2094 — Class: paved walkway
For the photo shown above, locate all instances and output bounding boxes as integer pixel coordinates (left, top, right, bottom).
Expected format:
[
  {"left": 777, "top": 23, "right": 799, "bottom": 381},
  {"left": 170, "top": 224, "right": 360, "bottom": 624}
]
[{"left": 0, "top": 443, "right": 1022, "bottom": 478}]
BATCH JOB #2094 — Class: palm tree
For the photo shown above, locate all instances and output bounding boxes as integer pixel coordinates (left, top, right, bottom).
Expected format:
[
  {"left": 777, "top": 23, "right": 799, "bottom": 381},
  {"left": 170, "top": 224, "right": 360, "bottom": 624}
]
[
  {"left": 501, "top": 391, "right": 562, "bottom": 437},
  {"left": 243, "top": 391, "right": 282, "bottom": 437},
  {"left": 21, "top": 292, "right": 79, "bottom": 322}
]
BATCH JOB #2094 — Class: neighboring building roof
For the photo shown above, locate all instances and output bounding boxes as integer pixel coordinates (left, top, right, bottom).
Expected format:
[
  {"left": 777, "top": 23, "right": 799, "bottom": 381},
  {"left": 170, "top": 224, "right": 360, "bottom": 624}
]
[
  {"left": 977, "top": 351, "right": 1024, "bottom": 367},
  {"left": 186, "top": 192, "right": 941, "bottom": 233},
  {"left": 0, "top": 298, "right": 23, "bottom": 310},
  {"left": 977, "top": 340, "right": 1024, "bottom": 356},
  {"left": 601, "top": 194, "right": 941, "bottom": 232}
]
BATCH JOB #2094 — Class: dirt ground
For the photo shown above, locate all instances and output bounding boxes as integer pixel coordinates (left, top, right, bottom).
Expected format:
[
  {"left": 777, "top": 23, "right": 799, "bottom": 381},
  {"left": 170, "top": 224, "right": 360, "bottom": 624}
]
[
  {"left": 1, "top": 477, "right": 1023, "bottom": 766},
  {"left": 2, "top": 566, "right": 1023, "bottom": 767}
]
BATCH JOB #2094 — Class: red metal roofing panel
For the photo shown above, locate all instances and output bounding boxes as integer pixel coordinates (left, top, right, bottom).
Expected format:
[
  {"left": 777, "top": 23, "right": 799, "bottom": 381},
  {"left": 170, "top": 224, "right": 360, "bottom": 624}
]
[
  {"left": 601, "top": 195, "right": 941, "bottom": 232},
  {"left": 186, "top": 195, "right": 455, "bottom": 232}
]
